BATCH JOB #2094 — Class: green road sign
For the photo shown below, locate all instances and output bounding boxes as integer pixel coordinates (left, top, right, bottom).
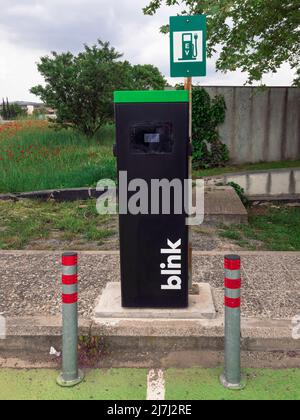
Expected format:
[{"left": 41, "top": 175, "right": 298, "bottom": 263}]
[{"left": 170, "top": 15, "right": 206, "bottom": 78}]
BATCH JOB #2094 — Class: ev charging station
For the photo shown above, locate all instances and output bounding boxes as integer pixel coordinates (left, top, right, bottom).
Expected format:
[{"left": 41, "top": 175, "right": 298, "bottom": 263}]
[{"left": 114, "top": 90, "right": 190, "bottom": 308}]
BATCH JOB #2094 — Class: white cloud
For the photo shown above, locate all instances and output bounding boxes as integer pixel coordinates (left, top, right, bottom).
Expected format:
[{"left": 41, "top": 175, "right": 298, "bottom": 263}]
[
  {"left": 0, "top": 0, "right": 295, "bottom": 101},
  {"left": 5, "top": 3, "right": 47, "bottom": 19},
  {"left": 0, "top": 34, "right": 45, "bottom": 101}
]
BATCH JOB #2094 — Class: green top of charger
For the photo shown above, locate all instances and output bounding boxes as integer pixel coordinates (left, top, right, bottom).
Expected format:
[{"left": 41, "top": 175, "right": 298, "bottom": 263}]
[{"left": 114, "top": 90, "right": 189, "bottom": 104}]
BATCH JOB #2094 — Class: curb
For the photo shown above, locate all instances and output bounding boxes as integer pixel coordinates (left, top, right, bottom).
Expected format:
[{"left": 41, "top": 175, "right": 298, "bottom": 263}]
[
  {"left": 0, "top": 188, "right": 107, "bottom": 202},
  {"left": 2, "top": 187, "right": 299, "bottom": 204},
  {"left": 1, "top": 317, "right": 299, "bottom": 367},
  {"left": 247, "top": 194, "right": 300, "bottom": 203},
  {"left": 203, "top": 167, "right": 300, "bottom": 179}
]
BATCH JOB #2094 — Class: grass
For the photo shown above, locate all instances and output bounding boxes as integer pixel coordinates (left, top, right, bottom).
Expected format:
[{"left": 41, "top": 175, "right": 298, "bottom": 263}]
[
  {"left": 0, "top": 368, "right": 299, "bottom": 400},
  {"left": 1, "top": 200, "right": 300, "bottom": 251},
  {"left": 194, "top": 160, "right": 300, "bottom": 178},
  {"left": 219, "top": 204, "right": 300, "bottom": 251},
  {"left": 0, "top": 199, "right": 117, "bottom": 250},
  {"left": 0, "top": 121, "right": 116, "bottom": 193}
]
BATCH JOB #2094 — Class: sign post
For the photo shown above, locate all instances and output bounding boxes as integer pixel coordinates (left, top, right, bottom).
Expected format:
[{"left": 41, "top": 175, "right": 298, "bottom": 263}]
[
  {"left": 170, "top": 15, "right": 207, "bottom": 290},
  {"left": 184, "top": 76, "right": 193, "bottom": 290}
]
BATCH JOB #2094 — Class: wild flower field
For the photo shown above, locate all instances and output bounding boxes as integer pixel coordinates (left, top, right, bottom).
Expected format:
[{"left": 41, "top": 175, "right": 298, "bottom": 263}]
[{"left": 0, "top": 121, "right": 116, "bottom": 193}]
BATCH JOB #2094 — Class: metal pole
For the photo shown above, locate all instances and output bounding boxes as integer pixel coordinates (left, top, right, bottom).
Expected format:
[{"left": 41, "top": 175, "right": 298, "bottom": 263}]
[
  {"left": 185, "top": 77, "right": 193, "bottom": 292},
  {"left": 57, "top": 252, "right": 84, "bottom": 387},
  {"left": 220, "top": 254, "right": 245, "bottom": 390}
]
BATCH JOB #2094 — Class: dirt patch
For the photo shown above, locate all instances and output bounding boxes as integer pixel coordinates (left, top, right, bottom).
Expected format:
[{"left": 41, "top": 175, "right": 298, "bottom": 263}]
[
  {"left": 250, "top": 202, "right": 284, "bottom": 216},
  {"left": 250, "top": 204, "right": 270, "bottom": 216},
  {"left": 192, "top": 226, "right": 242, "bottom": 251}
]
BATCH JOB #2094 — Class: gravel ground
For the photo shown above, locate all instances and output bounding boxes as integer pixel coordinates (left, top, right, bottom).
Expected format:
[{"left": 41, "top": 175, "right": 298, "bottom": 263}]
[{"left": 0, "top": 251, "right": 299, "bottom": 320}]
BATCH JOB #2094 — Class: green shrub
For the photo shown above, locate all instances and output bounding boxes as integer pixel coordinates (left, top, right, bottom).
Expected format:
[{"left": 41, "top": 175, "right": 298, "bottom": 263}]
[
  {"left": 192, "top": 87, "right": 229, "bottom": 169},
  {"left": 227, "top": 182, "right": 250, "bottom": 208}
]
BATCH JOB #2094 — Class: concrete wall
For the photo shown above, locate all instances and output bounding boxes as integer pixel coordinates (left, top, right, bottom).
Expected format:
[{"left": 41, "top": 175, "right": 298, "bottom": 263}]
[
  {"left": 207, "top": 168, "right": 300, "bottom": 198},
  {"left": 204, "top": 87, "right": 300, "bottom": 164}
]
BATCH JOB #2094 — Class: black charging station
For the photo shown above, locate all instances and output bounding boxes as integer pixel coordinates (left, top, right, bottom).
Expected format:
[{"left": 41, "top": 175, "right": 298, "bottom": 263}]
[{"left": 114, "top": 90, "right": 190, "bottom": 308}]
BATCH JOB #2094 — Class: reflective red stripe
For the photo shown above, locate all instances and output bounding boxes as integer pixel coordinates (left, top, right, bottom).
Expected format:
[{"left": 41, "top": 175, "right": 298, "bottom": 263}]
[
  {"left": 62, "top": 274, "right": 78, "bottom": 285},
  {"left": 225, "top": 278, "right": 241, "bottom": 290},
  {"left": 62, "top": 255, "right": 78, "bottom": 266},
  {"left": 62, "top": 293, "right": 78, "bottom": 304},
  {"left": 225, "top": 297, "right": 241, "bottom": 308},
  {"left": 224, "top": 259, "right": 241, "bottom": 270}
]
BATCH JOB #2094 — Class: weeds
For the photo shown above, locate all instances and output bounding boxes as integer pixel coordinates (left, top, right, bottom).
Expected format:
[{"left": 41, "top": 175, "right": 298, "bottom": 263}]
[{"left": 0, "top": 121, "right": 116, "bottom": 193}]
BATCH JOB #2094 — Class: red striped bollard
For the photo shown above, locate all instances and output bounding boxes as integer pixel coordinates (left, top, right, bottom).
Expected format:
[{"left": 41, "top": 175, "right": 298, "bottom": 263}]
[
  {"left": 57, "top": 252, "right": 84, "bottom": 387},
  {"left": 220, "top": 254, "right": 245, "bottom": 390}
]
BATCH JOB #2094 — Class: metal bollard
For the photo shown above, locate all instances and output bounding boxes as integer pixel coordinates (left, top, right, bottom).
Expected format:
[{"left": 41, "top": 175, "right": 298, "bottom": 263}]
[
  {"left": 220, "top": 254, "right": 245, "bottom": 390},
  {"left": 57, "top": 252, "right": 84, "bottom": 387}
]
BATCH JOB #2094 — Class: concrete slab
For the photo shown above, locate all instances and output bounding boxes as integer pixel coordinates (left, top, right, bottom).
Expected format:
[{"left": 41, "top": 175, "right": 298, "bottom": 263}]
[
  {"left": 203, "top": 186, "right": 248, "bottom": 225},
  {"left": 94, "top": 282, "right": 216, "bottom": 320}
]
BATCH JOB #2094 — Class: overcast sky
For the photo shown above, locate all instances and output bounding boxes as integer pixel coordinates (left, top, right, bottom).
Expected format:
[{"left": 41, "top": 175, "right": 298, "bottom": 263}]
[{"left": 0, "top": 0, "right": 295, "bottom": 101}]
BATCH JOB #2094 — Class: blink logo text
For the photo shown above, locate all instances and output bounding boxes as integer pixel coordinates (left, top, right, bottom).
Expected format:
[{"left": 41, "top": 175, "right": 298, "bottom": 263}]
[{"left": 160, "top": 239, "right": 182, "bottom": 290}]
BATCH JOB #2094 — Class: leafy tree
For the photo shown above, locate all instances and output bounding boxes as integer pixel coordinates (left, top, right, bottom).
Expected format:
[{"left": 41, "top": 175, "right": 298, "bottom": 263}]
[
  {"left": 144, "top": 0, "right": 300, "bottom": 86},
  {"left": 131, "top": 64, "right": 166, "bottom": 90},
  {"left": 31, "top": 40, "right": 166, "bottom": 137}
]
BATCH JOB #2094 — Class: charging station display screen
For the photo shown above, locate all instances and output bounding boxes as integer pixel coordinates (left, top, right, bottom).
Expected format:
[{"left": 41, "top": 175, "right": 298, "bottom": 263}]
[
  {"left": 144, "top": 133, "right": 160, "bottom": 144},
  {"left": 130, "top": 122, "right": 173, "bottom": 154}
]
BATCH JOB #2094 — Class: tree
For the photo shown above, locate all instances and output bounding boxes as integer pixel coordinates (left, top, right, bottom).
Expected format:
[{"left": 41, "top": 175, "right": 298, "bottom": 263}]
[
  {"left": 144, "top": 0, "right": 300, "bottom": 86},
  {"left": 6, "top": 98, "right": 11, "bottom": 119},
  {"left": 0, "top": 99, "right": 26, "bottom": 120},
  {"left": 1, "top": 99, "right": 7, "bottom": 120},
  {"left": 31, "top": 40, "right": 166, "bottom": 137},
  {"left": 9, "top": 103, "right": 27, "bottom": 119},
  {"left": 131, "top": 64, "right": 166, "bottom": 90}
]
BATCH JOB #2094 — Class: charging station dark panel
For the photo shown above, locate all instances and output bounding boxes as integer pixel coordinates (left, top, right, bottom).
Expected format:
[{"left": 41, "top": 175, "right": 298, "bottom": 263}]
[{"left": 114, "top": 91, "right": 190, "bottom": 308}]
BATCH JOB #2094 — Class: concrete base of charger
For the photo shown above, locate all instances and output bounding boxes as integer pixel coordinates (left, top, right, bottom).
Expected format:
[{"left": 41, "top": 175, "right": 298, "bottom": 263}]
[{"left": 94, "top": 282, "right": 216, "bottom": 320}]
